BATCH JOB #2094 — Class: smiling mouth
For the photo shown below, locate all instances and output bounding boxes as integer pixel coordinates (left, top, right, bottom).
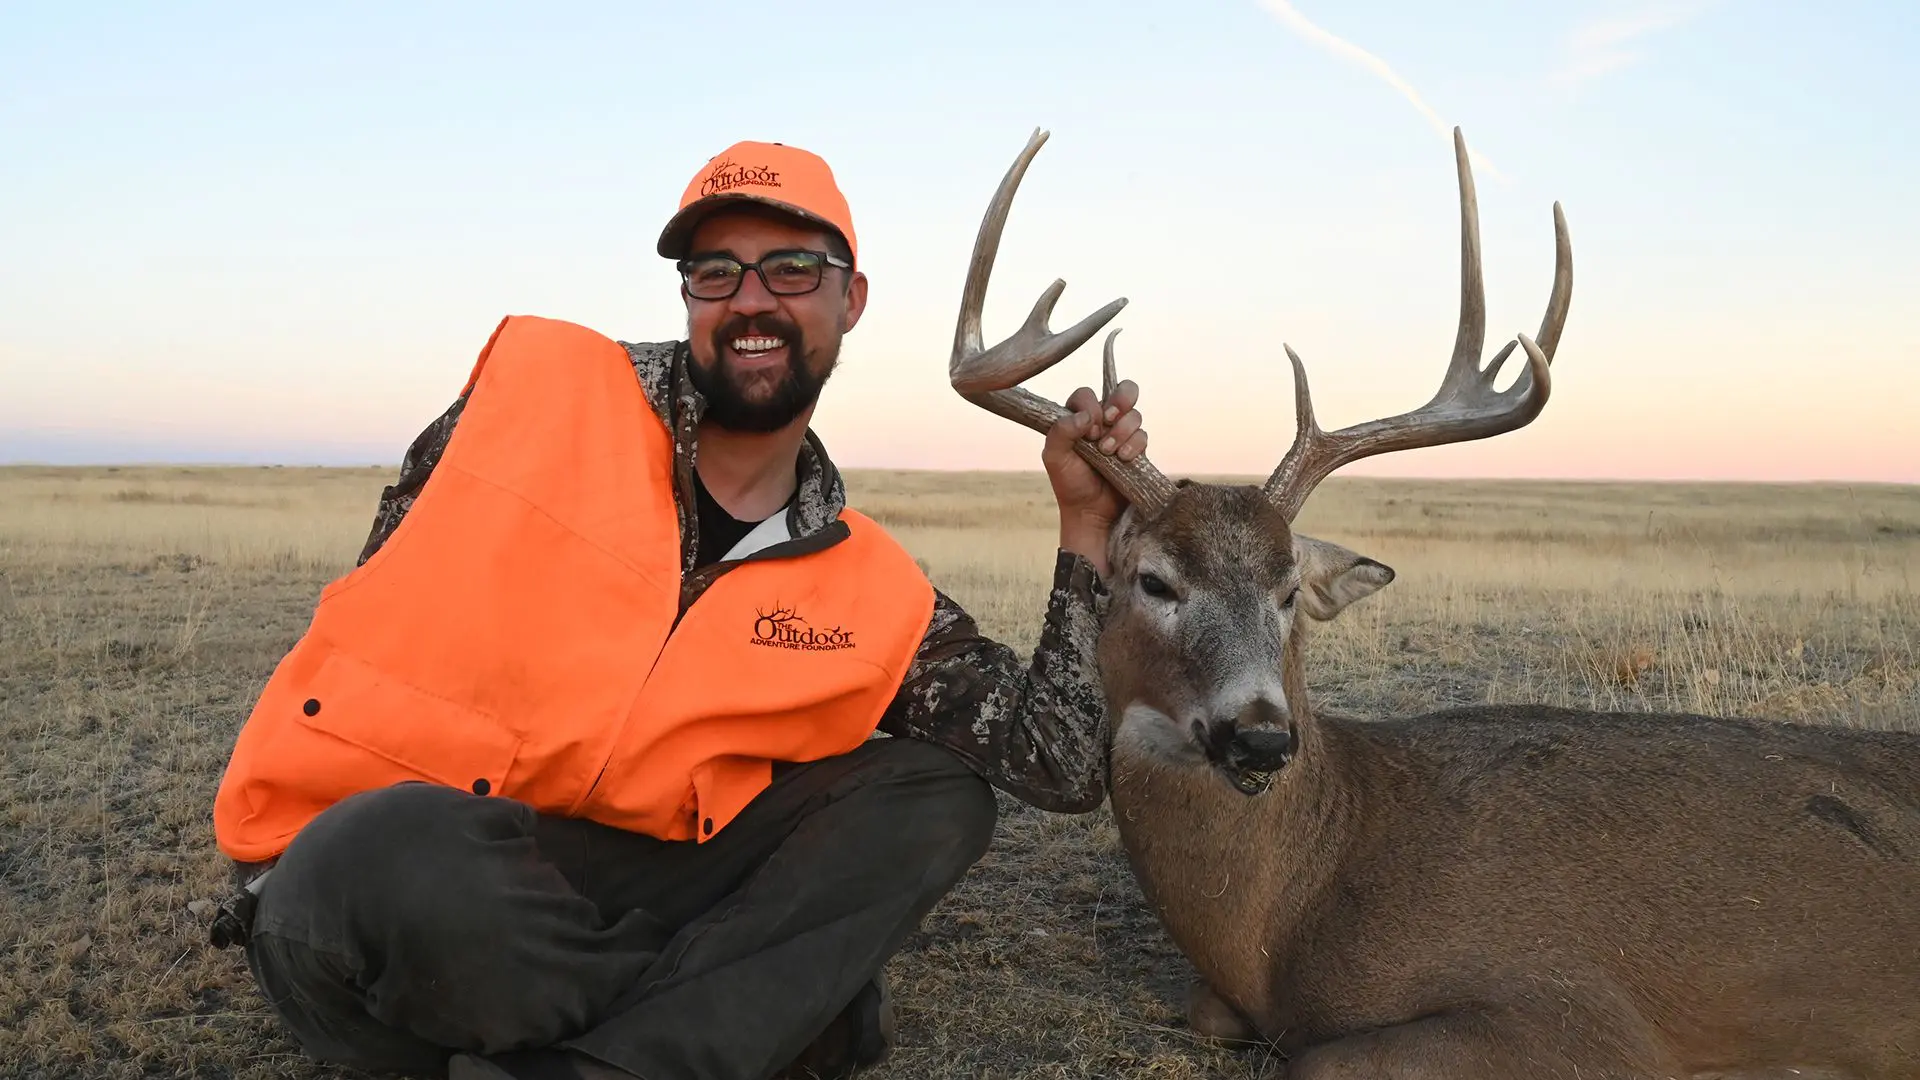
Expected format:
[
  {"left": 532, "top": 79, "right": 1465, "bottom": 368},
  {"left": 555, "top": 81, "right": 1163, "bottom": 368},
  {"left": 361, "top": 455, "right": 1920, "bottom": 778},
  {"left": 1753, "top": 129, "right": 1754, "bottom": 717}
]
[{"left": 730, "top": 336, "right": 787, "bottom": 362}]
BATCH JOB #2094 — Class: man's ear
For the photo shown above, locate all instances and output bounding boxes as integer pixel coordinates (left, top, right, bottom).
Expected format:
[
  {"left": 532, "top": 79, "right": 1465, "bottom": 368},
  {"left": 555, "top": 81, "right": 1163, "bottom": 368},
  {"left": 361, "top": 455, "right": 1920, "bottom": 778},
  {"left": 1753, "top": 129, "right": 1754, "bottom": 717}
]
[
  {"left": 1292, "top": 533, "right": 1394, "bottom": 621},
  {"left": 840, "top": 270, "right": 869, "bottom": 332}
]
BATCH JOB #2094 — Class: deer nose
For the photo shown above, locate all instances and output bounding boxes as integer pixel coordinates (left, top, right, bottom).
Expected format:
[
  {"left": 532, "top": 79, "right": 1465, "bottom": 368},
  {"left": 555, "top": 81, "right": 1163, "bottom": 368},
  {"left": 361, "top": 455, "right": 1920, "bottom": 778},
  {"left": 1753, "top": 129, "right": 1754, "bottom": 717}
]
[
  {"left": 1218, "top": 697, "right": 1293, "bottom": 771},
  {"left": 1234, "top": 726, "right": 1294, "bottom": 766},
  {"left": 1228, "top": 695, "right": 1290, "bottom": 736}
]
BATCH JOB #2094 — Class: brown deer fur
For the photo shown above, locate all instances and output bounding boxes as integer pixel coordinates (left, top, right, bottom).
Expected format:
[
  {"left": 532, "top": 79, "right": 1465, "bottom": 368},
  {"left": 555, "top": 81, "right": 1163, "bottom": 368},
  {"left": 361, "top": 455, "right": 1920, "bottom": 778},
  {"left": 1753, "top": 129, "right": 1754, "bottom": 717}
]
[{"left": 1098, "top": 484, "right": 1920, "bottom": 1079}]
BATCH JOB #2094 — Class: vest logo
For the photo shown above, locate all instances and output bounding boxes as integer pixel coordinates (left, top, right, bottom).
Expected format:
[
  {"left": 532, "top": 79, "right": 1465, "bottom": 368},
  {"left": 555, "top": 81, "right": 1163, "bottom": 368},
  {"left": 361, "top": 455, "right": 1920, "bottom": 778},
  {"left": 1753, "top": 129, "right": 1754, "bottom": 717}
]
[
  {"left": 752, "top": 605, "right": 855, "bottom": 652},
  {"left": 701, "top": 159, "right": 781, "bottom": 198}
]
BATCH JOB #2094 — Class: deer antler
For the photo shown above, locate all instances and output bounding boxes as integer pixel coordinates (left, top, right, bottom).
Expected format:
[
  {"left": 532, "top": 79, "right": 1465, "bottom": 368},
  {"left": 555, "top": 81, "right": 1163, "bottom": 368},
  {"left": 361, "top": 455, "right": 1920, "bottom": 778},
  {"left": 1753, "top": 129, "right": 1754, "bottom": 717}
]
[
  {"left": 950, "top": 128, "right": 1178, "bottom": 517},
  {"left": 1262, "top": 127, "right": 1574, "bottom": 522}
]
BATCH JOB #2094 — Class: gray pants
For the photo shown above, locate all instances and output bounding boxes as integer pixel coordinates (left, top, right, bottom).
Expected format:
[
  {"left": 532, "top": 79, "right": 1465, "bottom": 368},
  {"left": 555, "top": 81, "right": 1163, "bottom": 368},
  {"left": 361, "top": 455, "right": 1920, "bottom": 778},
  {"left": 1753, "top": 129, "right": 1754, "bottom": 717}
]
[{"left": 240, "top": 737, "right": 997, "bottom": 1080}]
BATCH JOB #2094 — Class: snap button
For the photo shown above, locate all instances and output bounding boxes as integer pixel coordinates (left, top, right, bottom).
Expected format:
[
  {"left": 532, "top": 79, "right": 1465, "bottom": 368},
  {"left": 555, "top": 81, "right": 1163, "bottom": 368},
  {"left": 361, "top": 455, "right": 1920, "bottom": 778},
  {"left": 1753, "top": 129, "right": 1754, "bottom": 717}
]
[
  {"left": 302, "top": 698, "right": 320, "bottom": 716},
  {"left": 471, "top": 778, "right": 491, "bottom": 796}
]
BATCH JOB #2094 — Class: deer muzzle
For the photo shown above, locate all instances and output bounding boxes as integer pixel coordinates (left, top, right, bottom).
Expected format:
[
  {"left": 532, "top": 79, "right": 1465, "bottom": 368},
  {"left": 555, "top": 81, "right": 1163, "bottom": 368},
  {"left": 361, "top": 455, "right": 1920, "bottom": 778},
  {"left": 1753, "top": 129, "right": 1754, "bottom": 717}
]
[{"left": 1195, "top": 697, "right": 1295, "bottom": 796}]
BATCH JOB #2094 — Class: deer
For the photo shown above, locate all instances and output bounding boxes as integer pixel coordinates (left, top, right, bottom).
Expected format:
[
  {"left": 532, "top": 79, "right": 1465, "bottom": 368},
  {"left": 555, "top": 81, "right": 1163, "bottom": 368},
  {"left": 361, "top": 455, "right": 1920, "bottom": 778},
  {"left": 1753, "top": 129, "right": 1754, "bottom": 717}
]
[{"left": 944, "top": 126, "right": 1920, "bottom": 1079}]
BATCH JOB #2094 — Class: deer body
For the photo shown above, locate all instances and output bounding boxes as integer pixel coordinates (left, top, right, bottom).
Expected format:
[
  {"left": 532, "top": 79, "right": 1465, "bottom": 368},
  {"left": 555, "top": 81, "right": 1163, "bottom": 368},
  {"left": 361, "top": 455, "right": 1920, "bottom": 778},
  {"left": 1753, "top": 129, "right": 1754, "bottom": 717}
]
[
  {"left": 1110, "top": 697, "right": 1920, "bottom": 1078},
  {"left": 945, "top": 127, "right": 1918, "bottom": 1077}
]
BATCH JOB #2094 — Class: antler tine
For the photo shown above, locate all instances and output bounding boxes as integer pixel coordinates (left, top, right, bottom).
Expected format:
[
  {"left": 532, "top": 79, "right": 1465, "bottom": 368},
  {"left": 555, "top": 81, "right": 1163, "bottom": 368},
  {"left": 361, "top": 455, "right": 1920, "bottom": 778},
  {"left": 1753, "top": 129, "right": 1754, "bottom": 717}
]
[
  {"left": 1261, "top": 127, "right": 1574, "bottom": 522},
  {"left": 1102, "top": 327, "right": 1121, "bottom": 401},
  {"left": 949, "top": 128, "right": 1178, "bottom": 517},
  {"left": 1447, "top": 125, "right": 1488, "bottom": 401},
  {"left": 1536, "top": 199, "right": 1574, "bottom": 360},
  {"left": 950, "top": 128, "right": 1125, "bottom": 394}
]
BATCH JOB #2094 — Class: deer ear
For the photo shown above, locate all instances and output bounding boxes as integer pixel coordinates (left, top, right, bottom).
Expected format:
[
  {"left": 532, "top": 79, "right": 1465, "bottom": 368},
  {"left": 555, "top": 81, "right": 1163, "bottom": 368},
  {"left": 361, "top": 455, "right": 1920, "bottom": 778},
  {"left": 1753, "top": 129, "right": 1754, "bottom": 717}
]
[
  {"left": 1292, "top": 534, "right": 1394, "bottom": 621},
  {"left": 1101, "top": 503, "right": 1146, "bottom": 585}
]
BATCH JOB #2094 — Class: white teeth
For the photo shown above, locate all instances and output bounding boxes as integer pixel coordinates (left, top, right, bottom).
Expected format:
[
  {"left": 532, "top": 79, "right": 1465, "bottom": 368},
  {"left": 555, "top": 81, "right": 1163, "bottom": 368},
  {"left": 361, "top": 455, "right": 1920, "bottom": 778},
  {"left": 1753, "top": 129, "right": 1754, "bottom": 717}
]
[{"left": 731, "top": 336, "right": 784, "bottom": 353}]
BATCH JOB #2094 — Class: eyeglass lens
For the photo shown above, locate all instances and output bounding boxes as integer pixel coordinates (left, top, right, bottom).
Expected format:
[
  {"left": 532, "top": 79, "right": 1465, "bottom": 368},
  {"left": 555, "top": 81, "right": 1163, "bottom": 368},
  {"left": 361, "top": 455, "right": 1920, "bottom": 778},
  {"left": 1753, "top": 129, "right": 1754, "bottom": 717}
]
[{"left": 682, "top": 251, "right": 826, "bottom": 298}]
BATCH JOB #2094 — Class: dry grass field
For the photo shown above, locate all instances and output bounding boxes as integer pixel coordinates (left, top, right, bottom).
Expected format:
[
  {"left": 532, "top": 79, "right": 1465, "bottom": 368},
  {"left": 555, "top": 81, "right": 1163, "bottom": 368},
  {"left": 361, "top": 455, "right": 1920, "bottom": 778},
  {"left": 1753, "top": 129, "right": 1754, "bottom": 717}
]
[{"left": 2, "top": 464, "right": 1916, "bottom": 1079}]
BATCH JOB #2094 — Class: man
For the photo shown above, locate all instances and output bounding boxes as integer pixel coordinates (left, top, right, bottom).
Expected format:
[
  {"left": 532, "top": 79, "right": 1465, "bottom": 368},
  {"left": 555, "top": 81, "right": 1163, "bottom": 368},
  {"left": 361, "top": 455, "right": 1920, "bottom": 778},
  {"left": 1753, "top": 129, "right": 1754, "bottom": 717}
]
[{"left": 205, "top": 138, "right": 1149, "bottom": 1080}]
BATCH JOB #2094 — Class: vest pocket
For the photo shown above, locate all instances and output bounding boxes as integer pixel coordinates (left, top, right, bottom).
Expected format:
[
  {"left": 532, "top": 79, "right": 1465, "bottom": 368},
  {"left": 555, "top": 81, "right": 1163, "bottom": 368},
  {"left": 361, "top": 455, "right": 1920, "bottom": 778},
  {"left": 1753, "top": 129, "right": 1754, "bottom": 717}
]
[{"left": 293, "top": 646, "right": 524, "bottom": 798}]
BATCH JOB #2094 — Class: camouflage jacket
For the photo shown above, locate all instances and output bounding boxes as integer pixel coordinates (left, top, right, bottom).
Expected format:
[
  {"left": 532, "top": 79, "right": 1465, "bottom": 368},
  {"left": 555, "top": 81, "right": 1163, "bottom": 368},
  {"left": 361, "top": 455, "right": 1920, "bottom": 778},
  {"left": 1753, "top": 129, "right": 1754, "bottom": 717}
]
[{"left": 353, "top": 337, "right": 1116, "bottom": 815}]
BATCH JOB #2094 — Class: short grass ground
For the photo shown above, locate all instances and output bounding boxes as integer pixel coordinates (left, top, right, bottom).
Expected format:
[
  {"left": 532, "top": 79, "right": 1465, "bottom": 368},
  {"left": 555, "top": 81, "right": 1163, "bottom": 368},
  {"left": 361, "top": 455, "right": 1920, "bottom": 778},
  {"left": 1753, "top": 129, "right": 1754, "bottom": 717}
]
[{"left": 2, "top": 465, "right": 1916, "bottom": 1078}]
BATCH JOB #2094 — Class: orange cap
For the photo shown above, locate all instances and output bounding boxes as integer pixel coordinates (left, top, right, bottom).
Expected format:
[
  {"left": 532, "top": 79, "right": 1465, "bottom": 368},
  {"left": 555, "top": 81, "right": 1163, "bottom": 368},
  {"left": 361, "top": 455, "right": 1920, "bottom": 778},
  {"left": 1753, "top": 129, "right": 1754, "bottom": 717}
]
[{"left": 656, "top": 140, "right": 858, "bottom": 265}]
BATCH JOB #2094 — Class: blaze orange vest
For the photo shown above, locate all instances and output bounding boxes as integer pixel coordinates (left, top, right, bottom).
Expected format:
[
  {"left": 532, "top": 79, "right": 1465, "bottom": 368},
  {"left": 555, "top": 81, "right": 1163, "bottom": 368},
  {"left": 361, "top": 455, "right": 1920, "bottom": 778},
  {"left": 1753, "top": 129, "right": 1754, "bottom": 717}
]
[{"left": 212, "top": 315, "right": 935, "bottom": 864}]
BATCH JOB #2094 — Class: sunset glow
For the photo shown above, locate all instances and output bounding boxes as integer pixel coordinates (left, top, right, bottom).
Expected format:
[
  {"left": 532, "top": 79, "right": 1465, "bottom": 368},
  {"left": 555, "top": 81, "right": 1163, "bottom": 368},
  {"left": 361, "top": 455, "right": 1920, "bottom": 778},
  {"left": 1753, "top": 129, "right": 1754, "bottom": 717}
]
[{"left": 4, "top": 2, "right": 1915, "bottom": 483}]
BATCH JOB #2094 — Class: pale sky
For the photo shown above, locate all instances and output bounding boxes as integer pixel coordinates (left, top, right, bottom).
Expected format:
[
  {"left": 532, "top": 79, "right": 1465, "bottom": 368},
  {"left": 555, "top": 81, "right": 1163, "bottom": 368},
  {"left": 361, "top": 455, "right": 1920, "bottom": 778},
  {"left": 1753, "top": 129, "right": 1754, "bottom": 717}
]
[{"left": 3, "top": 1, "right": 1916, "bottom": 482}]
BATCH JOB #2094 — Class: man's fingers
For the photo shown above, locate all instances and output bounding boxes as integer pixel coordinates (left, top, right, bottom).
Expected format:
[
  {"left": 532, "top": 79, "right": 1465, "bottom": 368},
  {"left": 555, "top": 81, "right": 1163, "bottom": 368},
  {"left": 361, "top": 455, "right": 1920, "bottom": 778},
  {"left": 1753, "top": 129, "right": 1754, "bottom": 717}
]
[
  {"left": 1063, "top": 386, "right": 1103, "bottom": 440},
  {"left": 1101, "top": 378, "right": 1139, "bottom": 424},
  {"left": 1051, "top": 381, "right": 1140, "bottom": 467},
  {"left": 1044, "top": 405, "right": 1092, "bottom": 462},
  {"left": 1064, "top": 386, "right": 1100, "bottom": 414},
  {"left": 1096, "top": 408, "right": 1144, "bottom": 455}
]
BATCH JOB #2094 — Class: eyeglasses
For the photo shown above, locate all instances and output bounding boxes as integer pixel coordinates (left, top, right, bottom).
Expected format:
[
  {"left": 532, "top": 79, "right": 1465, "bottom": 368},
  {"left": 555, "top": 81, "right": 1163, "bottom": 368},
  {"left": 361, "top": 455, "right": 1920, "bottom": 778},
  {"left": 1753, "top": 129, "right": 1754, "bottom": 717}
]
[{"left": 676, "top": 248, "right": 851, "bottom": 300}]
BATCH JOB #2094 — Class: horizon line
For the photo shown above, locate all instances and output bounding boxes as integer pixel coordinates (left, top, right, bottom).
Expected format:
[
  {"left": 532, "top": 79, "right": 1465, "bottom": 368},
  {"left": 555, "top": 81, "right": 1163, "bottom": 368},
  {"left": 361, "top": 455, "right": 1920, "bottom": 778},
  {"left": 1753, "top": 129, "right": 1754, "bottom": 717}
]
[{"left": 5, "top": 461, "right": 1917, "bottom": 490}]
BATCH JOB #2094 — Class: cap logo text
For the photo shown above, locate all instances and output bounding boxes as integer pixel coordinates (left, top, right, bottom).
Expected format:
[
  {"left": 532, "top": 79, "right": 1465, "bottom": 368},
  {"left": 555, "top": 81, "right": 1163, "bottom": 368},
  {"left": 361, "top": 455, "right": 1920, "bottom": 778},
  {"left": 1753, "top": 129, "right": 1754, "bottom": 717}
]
[{"left": 702, "top": 159, "right": 782, "bottom": 197}]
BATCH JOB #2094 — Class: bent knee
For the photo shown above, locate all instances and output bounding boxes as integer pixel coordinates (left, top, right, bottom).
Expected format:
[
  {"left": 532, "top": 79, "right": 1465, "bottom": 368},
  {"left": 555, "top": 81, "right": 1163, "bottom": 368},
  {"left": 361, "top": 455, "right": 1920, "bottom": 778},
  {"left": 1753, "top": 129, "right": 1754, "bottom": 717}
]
[
  {"left": 284, "top": 782, "right": 521, "bottom": 872},
  {"left": 258, "top": 782, "right": 532, "bottom": 930},
  {"left": 868, "top": 738, "right": 998, "bottom": 860},
  {"left": 943, "top": 760, "right": 998, "bottom": 853}
]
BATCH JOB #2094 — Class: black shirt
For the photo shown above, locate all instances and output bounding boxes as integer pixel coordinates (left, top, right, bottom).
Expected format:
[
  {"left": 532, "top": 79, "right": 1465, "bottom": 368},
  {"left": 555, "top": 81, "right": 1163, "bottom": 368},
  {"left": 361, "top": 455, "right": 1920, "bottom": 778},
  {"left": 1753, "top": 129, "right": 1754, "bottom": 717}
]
[{"left": 690, "top": 468, "right": 789, "bottom": 570}]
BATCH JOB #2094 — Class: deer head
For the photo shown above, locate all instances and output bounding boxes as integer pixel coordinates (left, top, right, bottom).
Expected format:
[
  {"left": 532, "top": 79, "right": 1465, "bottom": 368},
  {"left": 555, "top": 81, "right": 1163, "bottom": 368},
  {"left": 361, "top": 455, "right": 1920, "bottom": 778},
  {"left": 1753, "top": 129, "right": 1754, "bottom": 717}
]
[{"left": 948, "top": 128, "right": 1572, "bottom": 795}]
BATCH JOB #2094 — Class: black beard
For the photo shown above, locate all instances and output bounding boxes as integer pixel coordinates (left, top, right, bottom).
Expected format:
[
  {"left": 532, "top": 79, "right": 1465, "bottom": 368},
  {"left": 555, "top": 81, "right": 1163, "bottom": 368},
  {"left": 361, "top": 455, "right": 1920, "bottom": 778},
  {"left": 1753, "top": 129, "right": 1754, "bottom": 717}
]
[{"left": 690, "top": 315, "right": 836, "bottom": 433}]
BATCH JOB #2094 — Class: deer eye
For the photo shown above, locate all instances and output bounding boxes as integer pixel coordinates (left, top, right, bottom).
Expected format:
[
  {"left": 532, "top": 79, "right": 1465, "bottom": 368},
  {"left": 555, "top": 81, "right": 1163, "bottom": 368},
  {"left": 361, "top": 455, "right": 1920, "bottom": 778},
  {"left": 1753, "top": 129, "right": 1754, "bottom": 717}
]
[
  {"left": 1280, "top": 585, "right": 1300, "bottom": 609},
  {"left": 1138, "top": 572, "right": 1174, "bottom": 599}
]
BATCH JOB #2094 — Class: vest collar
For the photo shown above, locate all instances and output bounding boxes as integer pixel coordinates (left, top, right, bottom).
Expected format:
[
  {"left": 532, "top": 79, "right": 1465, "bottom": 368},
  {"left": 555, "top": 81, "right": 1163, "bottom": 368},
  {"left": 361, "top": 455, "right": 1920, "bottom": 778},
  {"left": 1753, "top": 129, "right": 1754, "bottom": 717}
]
[{"left": 718, "top": 508, "right": 794, "bottom": 562}]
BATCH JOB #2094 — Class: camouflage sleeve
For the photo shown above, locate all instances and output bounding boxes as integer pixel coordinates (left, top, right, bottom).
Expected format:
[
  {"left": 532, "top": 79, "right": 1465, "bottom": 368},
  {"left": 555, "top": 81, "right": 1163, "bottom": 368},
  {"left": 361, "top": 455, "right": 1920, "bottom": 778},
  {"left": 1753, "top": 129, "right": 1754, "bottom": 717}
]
[
  {"left": 878, "top": 549, "right": 1114, "bottom": 814},
  {"left": 355, "top": 397, "right": 466, "bottom": 566}
]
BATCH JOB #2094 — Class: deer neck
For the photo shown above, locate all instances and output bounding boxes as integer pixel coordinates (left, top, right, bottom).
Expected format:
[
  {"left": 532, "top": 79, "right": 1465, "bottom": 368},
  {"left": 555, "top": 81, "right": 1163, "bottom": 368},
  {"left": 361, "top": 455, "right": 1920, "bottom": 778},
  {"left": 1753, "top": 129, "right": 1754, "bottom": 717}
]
[{"left": 1108, "top": 708, "right": 1362, "bottom": 1022}]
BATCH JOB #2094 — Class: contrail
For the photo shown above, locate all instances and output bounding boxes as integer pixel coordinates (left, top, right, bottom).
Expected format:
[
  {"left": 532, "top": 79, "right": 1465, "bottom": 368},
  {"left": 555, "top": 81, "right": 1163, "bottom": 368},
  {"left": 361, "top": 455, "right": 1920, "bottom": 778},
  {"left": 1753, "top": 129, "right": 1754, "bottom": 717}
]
[
  {"left": 1256, "top": 0, "right": 1507, "bottom": 182},
  {"left": 1557, "top": 1, "right": 1717, "bottom": 85}
]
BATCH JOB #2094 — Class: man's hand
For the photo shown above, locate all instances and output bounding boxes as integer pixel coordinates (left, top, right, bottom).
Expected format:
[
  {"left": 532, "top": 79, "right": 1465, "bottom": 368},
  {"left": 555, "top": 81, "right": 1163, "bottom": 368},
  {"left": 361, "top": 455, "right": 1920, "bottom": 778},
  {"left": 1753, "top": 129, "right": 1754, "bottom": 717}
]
[{"left": 1043, "top": 379, "right": 1148, "bottom": 577}]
